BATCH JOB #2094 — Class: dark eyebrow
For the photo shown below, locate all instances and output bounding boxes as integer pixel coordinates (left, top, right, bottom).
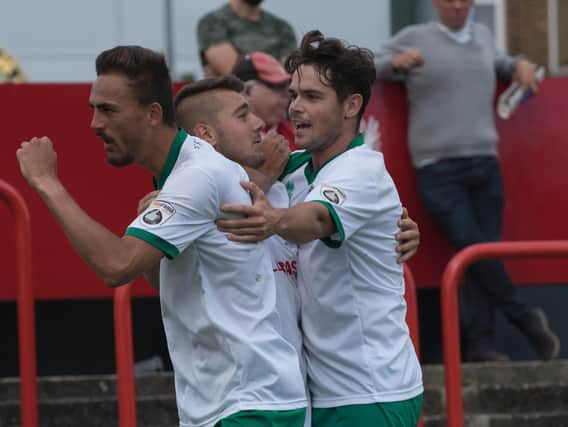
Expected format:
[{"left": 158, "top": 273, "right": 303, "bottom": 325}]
[
  {"left": 290, "top": 88, "right": 323, "bottom": 97},
  {"left": 232, "top": 102, "right": 249, "bottom": 116},
  {"left": 89, "top": 101, "right": 116, "bottom": 110}
]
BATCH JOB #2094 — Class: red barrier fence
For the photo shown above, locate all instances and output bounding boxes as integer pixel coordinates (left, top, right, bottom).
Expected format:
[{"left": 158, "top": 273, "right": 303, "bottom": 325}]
[
  {"left": 404, "top": 264, "right": 421, "bottom": 360},
  {"left": 0, "top": 180, "right": 38, "bottom": 427},
  {"left": 2, "top": 80, "right": 568, "bottom": 300},
  {"left": 403, "top": 264, "right": 423, "bottom": 427},
  {"left": 113, "top": 283, "right": 137, "bottom": 427},
  {"left": 441, "top": 241, "right": 568, "bottom": 427}
]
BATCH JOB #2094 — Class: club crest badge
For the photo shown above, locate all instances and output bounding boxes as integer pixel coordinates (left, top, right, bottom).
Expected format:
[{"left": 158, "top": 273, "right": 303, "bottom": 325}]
[
  {"left": 142, "top": 200, "right": 176, "bottom": 226},
  {"left": 321, "top": 184, "right": 346, "bottom": 205}
]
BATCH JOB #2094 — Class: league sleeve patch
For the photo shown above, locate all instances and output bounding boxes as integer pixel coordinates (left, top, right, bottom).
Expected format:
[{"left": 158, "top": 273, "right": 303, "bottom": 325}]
[
  {"left": 142, "top": 200, "right": 176, "bottom": 226},
  {"left": 320, "top": 184, "right": 346, "bottom": 205}
]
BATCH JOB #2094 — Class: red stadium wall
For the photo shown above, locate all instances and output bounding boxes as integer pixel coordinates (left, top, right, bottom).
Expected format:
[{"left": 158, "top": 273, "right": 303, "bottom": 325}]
[
  {"left": 1, "top": 80, "right": 567, "bottom": 301},
  {"left": 366, "top": 79, "right": 568, "bottom": 287}
]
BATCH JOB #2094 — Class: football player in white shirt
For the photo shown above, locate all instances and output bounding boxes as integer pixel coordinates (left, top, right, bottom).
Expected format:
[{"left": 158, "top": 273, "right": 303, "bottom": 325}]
[
  {"left": 16, "top": 46, "right": 308, "bottom": 427},
  {"left": 137, "top": 75, "right": 421, "bottom": 427},
  {"left": 216, "top": 31, "right": 424, "bottom": 427}
]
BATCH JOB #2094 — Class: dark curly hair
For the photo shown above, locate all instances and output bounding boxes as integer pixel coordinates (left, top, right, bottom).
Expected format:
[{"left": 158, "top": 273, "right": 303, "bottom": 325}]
[{"left": 285, "top": 30, "right": 376, "bottom": 124}]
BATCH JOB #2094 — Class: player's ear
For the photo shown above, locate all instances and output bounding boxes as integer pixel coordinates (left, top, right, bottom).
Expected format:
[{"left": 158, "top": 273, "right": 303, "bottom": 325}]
[
  {"left": 343, "top": 93, "right": 363, "bottom": 120},
  {"left": 148, "top": 102, "right": 164, "bottom": 126},
  {"left": 193, "top": 123, "right": 217, "bottom": 147}
]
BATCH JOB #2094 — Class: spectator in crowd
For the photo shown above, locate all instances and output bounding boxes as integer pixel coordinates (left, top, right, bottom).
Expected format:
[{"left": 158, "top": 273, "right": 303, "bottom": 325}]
[
  {"left": 0, "top": 48, "right": 26, "bottom": 83},
  {"left": 232, "top": 51, "right": 296, "bottom": 149},
  {"left": 375, "top": 0, "right": 560, "bottom": 362},
  {"left": 197, "top": 0, "right": 297, "bottom": 77}
]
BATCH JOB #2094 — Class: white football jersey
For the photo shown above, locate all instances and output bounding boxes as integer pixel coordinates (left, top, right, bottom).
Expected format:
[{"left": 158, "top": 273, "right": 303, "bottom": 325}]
[
  {"left": 265, "top": 183, "right": 311, "bottom": 427},
  {"left": 280, "top": 135, "right": 423, "bottom": 408},
  {"left": 126, "top": 130, "right": 307, "bottom": 426}
]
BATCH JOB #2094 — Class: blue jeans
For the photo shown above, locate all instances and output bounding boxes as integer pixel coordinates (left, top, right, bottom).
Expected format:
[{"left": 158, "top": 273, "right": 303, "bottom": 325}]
[{"left": 416, "top": 156, "right": 528, "bottom": 353}]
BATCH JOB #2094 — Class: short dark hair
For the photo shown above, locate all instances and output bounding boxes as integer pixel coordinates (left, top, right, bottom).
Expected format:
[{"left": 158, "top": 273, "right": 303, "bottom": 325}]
[
  {"left": 285, "top": 30, "right": 376, "bottom": 124},
  {"left": 95, "top": 46, "right": 175, "bottom": 126},
  {"left": 174, "top": 76, "right": 245, "bottom": 132},
  {"left": 174, "top": 76, "right": 244, "bottom": 108}
]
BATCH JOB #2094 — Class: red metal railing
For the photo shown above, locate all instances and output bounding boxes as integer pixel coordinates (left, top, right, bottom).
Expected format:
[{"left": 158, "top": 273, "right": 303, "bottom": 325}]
[
  {"left": 404, "top": 264, "right": 423, "bottom": 427},
  {"left": 113, "top": 283, "right": 137, "bottom": 427},
  {"left": 404, "top": 264, "right": 421, "bottom": 360},
  {"left": 441, "top": 241, "right": 568, "bottom": 427},
  {"left": 0, "top": 180, "right": 37, "bottom": 427}
]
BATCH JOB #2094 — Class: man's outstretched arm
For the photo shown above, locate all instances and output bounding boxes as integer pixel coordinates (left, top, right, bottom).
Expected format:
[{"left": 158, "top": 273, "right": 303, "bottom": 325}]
[
  {"left": 217, "top": 182, "right": 420, "bottom": 261},
  {"left": 17, "top": 137, "right": 163, "bottom": 287},
  {"left": 216, "top": 181, "right": 336, "bottom": 244}
]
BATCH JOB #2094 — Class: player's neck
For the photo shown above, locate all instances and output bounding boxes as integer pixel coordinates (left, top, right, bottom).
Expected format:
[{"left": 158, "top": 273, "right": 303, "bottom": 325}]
[
  {"left": 230, "top": 0, "right": 261, "bottom": 21},
  {"left": 139, "top": 126, "right": 180, "bottom": 179},
  {"left": 310, "top": 129, "right": 358, "bottom": 172}
]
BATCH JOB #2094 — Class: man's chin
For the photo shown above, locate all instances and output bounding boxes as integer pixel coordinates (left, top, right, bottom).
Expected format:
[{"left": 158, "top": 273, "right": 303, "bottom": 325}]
[
  {"left": 248, "top": 154, "right": 265, "bottom": 169},
  {"left": 106, "top": 155, "right": 132, "bottom": 167}
]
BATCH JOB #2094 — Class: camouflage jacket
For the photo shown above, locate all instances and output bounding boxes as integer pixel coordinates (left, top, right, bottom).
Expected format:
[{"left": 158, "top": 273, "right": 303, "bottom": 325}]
[{"left": 197, "top": 4, "right": 297, "bottom": 66}]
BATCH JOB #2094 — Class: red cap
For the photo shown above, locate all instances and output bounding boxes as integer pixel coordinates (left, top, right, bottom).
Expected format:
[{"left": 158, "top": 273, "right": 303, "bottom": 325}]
[{"left": 233, "top": 51, "right": 291, "bottom": 85}]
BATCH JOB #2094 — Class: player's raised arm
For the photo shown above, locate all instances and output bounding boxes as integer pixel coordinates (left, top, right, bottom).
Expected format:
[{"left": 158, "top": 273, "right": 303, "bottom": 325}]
[{"left": 17, "top": 137, "right": 164, "bottom": 287}]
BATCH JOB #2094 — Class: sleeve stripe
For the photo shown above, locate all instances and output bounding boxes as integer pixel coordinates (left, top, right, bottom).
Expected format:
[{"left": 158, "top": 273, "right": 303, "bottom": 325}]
[
  {"left": 125, "top": 227, "right": 179, "bottom": 259},
  {"left": 312, "top": 200, "right": 345, "bottom": 249}
]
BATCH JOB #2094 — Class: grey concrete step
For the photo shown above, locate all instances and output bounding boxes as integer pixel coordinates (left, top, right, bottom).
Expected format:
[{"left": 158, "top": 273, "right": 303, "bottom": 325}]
[
  {"left": 423, "top": 382, "right": 568, "bottom": 416},
  {"left": 0, "top": 395, "right": 178, "bottom": 427},
  {"left": 0, "top": 372, "right": 175, "bottom": 401},
  {"left": 2, "top": 360, "right": 568, "bottom": 425},
  {"left": 421, "top": 359, "right": 568, "bottom": 388},
  {"left": 3, "top": 359, "right": 566, "bottom": 401}
]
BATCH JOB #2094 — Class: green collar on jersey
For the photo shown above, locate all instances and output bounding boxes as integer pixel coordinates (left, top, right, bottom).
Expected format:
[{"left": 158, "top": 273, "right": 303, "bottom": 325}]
[
  {"left": 156, "top": 129, "right": 188, "bottom": 190},
  {"left": 280, "top": 133, "right": 365, "bottom": 184}
]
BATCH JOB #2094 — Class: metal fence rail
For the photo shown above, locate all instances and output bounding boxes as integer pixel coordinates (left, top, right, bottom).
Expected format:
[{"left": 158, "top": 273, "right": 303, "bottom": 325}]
[
  {"left": 441, "top": 241, "right": 568, "bottom": 427},
  {"left": 0, "top": 180, "right": 37, "bottom": 427}
]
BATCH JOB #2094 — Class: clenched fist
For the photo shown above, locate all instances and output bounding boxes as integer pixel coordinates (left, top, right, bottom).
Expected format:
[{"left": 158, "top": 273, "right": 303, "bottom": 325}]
[{"left": 16, "top": 136, "right": 59, "bottom": 190}]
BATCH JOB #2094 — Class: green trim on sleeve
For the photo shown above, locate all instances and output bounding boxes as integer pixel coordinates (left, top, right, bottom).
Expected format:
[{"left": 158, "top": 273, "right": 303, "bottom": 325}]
[
  {"left": 312, "top": 200, "right": 345, "bottom": 249},
  {"left": 157, "top": 129, "right": 188, "bottom": 190},
  {"left": 125, "top": 227, "right": 179, "bottom": 259},
  {"left": 279, "top": 150, "right": 312, "bottom": 180}
]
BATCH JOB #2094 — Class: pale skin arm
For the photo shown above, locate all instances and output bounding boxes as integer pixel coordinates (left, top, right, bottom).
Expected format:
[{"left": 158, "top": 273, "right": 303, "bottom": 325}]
[
  {"left": 217, "top": 182, "right": 420, "bottom": 263},
  {"left": 203, "top": 43, "right": 240, "bottom": 76},
  {"left": 137, "top": 190, "right": 162, "bottom": 290},
  {"left": 16, "top": 137, "right": 164, "bottom": 287},
  {"left": 216, "top": 181, "right": 336, "bottom": 245}
]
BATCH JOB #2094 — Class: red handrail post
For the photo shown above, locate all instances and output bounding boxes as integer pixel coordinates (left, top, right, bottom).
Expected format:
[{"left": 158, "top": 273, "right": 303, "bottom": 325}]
[
  {"left": 403, "top": 264, "right": 423, "bottom": 427},
  {"left": 0, "top": 180, "right": 38, "bottom": 427},
  {"left": 113, "top": 283, "right": 137, "bottom": 427},
  {"left": 441, "top": 241, "right": 568, "bottom": 427},
  {"left": 441, "top": 253, "right": 469, "bottom": 427},
  {"left": 404, "top": 264, "right": 421, "bottom": 360}
]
